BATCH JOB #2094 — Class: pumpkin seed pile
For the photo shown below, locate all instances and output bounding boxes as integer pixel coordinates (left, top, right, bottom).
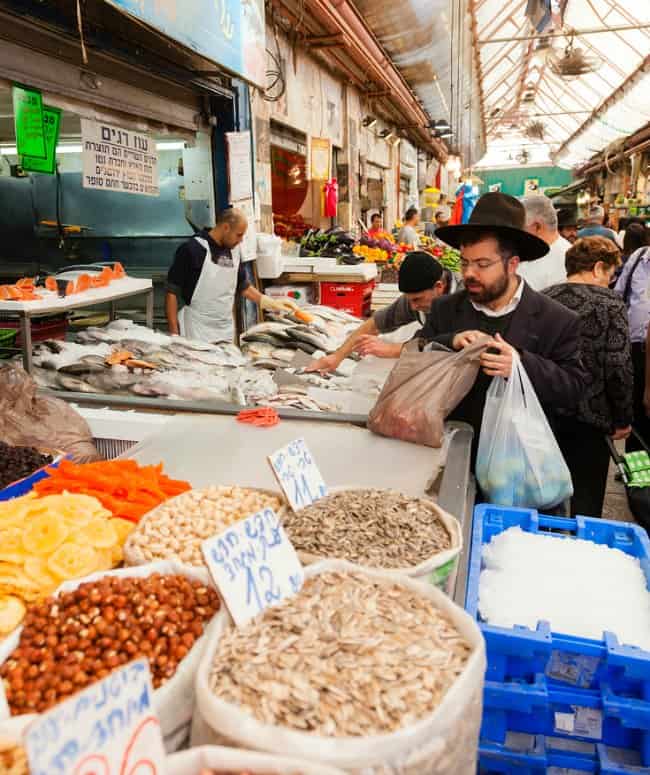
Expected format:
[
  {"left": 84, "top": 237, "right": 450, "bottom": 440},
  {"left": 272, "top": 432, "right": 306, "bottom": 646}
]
[
  {"left": 283, "top": 489, "right": 451, "bottom": 568},
  {"left": 209, "top": 571, "right": 471, "bottom": 736}
]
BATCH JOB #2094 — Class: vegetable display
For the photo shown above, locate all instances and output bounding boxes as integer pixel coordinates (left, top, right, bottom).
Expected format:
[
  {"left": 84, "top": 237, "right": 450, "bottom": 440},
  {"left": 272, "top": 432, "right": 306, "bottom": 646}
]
[{"left": 33, "top": 459, "right": 191, "bottom": 523}]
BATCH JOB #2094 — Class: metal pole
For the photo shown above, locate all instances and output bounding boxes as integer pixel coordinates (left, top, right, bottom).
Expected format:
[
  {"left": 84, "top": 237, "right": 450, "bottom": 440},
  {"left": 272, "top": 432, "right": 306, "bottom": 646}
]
[
  {"left": 479, "top": 23, "right": 650, "bottom": 45},
  {"left": 20, "top": 313, "right": 33, "bottom": 374}
]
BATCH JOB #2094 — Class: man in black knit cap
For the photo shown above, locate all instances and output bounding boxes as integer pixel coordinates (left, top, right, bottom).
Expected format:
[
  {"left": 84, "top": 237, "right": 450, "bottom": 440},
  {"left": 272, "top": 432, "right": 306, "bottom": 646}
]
[{"left": 307, "top": 251, "right": 448, "bottom": 373}]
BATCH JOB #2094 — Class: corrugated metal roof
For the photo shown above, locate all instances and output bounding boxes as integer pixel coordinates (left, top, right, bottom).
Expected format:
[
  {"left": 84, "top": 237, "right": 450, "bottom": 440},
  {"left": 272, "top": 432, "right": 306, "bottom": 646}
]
[
  {"left": 473, "top": 0, "right": 650, "bottom": 167},
  {"left": 350, "top": 0, "right": 485, "bottom": 165}
]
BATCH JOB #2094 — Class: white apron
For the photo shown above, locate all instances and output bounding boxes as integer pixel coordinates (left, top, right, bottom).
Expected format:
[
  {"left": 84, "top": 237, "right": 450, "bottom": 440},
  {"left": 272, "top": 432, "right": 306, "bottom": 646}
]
[{"left": 180, "top": 237, "right": 240, "bottom": 343}]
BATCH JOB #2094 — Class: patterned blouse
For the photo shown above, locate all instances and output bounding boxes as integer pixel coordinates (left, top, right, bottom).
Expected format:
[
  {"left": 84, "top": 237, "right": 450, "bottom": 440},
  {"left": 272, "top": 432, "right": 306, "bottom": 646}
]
[{"left": 544, "top": 283, "right": 634, "bottom": 432}]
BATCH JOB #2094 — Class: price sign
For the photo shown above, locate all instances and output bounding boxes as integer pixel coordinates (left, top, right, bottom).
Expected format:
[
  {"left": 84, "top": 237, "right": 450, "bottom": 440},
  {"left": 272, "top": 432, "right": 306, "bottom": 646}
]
[
  {"left": 22, "top": 105, "right": 61, "bottom": 175},
  {"left": 268, "top": 438, "right": 327, "bottom": 511},
  {"left": 12, "top": 84, "right": 46, "bottom": 159},
  {"left": 202, "top": 507, "right": 304, "bottom": 627},
  {"left": 24, "top": 659, "right": 166, "bottom": 775}
]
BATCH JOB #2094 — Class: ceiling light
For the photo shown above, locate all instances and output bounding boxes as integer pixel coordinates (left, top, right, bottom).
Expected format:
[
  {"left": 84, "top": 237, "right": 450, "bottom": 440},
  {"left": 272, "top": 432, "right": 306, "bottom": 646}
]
[
  {"left": 438, "top": 131, "right": 453, "bottom": 139},
  {"left": 378, "top": 129, "right": 394, "bottom": 140},
  {"left": 362, "top": 115, "right": 377, "bottom": 129},
  {"left": 431, "top": 119, "right": 451, "bottom": 131}
]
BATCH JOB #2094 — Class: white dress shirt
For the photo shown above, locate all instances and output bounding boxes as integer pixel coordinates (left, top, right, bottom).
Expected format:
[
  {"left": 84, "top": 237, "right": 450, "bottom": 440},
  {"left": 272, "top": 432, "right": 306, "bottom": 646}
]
[{"left": 517, "top": 235, "right": 571, "bottom": 291}]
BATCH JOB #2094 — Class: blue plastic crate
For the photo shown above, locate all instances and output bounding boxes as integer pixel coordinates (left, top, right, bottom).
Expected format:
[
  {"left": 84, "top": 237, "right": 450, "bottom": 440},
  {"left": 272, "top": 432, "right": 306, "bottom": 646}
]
[
  {"left": 482, "top": 675, "right": 650, "bottom": 757},
  {"left": 466, "top": 505, "right": 650, "bottom": 697},
  {"left": 0, "top": 453, "right": 64, "bottom": 502},
  {"left": 479, "top": 733, "right": 645, "bottom": 774}
]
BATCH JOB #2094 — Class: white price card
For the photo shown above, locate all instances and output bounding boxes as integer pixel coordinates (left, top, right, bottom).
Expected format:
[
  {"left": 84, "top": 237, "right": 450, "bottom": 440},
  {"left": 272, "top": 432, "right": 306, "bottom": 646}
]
[
  {"left": 202, "top": 507, "right": 304, "bottom": 628},
  {"left": 268, "top": 438, "right": 328, "bottom": 512},
  {"left": 24, "top": 658, "right": 165, "bottom": 775}
]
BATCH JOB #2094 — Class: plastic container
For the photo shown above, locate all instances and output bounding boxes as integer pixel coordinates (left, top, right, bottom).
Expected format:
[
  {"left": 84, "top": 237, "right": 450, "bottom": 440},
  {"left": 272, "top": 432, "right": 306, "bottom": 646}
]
[
  {"left": 256, "top": 234, "right": 284, "bottom": 279},
  {"left": 466, "top": 505, "right": 650, "bottom": 694},
  {"left": 467, "top": 505, "right": 650, "bottom": 772},
  {"left": 0, "top": 450, "right": 65, "bottom": 502},
  {"left": 266, "top": 284, "right": 315, "bottom": 306},
  {"left": 320, "top": 280, "right": 375, "bottom": 318},
  {"left": 0, "top": 314, "right": 68, "bottom": 345},
  {"left": 0, "top": 328, "right": 18, "bottom": 359}
]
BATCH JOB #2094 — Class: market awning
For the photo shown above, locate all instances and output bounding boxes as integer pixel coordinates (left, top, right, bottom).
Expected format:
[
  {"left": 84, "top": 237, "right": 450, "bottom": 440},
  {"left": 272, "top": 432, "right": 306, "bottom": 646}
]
[{"left": 472, "top": 0, "right": 650, "bottom": 168}]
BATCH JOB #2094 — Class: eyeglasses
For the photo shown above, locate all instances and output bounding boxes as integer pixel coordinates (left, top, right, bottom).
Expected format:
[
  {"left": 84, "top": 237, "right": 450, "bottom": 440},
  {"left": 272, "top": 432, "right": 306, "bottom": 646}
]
[{"left": 460, "top": 258, "right": 504, "bottom": 271}]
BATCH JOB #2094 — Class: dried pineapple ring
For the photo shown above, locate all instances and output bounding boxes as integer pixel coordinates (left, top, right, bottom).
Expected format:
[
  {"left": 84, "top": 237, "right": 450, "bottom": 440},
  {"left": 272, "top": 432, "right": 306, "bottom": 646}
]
[
  {"left": 47, "top": 544, "right": 98, "bottom": 580},
  {"left": 94, "top": 549, "right": 114, "bottom": 572},
  {"left": 0, "top": 596, "right": 26, "bottom": 634},
  {"left": 71, "top": 518, "right": 118, "bottom": 549},
  {"left": 24, "top": 556, "right": 60, "bottom": 589},
  {"left": 0, "top": 529, "right": 28, "bottom": 564},
  {"left": 22, "top": 513, "right": 69, "bottom": 556},
  {"left": 109, "top": 518, "right": 136, "bottom": 543},
  {"left": 32, "top": 494, "right": 108, "bottom": 525},
  {"left": 110, "top": 544, "right": 124, "bottom": 566}
]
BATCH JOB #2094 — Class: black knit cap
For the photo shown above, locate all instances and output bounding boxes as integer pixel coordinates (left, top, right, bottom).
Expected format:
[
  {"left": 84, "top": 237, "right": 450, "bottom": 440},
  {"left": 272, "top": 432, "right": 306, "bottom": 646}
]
[{"left": 398, "top": 250, "right": 444, "bottom": 293}]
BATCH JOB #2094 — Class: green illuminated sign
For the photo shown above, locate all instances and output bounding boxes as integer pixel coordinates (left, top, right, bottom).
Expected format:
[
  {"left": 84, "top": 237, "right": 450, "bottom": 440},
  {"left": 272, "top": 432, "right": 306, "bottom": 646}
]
[
  {"left": 13, "top": 84, "right": 46, "bottom": 158},
  {"left": 22, "top": 106, "right": 61, "bottom": 175}
]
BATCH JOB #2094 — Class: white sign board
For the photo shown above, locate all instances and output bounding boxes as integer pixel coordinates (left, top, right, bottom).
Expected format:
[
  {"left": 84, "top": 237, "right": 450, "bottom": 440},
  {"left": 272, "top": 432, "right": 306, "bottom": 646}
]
[
  {"left": 81, "top": 118, "right": 159, "bottom": 196},
  {"left": 24, "top": 659, "right": 165, "bottom": 775},
  {"left": 235, "top": 197, "right": 257, "bottom": 262},
  {"left": 226, "top": 131, "right": 253, "bottom": 203},
  {"left": 202, "top": 507, "right": 304, "bottom": 627},
  {"left": 268, "top": 438, "right": 328, "bottom": 512}
]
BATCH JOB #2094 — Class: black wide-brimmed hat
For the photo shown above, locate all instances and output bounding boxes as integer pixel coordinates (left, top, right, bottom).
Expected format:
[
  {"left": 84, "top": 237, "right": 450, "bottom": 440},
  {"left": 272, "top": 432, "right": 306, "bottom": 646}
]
[
  {"left": 557, "top": 207, "right": 578, "bottom": 228},
  {"left": 435, "top": 192, "right": 549, "bottom": 261}
]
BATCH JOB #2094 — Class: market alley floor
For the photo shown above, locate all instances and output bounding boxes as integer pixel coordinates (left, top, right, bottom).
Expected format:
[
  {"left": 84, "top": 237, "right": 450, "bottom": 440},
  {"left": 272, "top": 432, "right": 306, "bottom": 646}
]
[{"left": 602, "top": 450, "right": 634, "bottom": 523}]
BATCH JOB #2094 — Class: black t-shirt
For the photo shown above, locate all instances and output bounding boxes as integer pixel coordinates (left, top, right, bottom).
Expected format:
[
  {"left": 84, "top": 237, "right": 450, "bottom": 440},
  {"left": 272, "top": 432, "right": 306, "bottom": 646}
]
[{"left": 166, "top": 229, "right": 250, "bottom": 305}]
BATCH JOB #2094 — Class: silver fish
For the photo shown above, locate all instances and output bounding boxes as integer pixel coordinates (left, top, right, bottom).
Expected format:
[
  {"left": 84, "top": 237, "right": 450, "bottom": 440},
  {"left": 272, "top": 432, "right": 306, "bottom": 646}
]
[
  {"left": 56, "top": 374, "right": 103, "bottom": 393},
  {"left": 130, "top": 382, "right": 167, "bottom": 397},
  {"left": 242, "top": 322, "right": 293, "bottom": 340},
  {"left": 58, "top": 361, "right": 107, "bottom": 375},
  {"left": 32, "top": 367, "right": 61, "bottom": 390}
]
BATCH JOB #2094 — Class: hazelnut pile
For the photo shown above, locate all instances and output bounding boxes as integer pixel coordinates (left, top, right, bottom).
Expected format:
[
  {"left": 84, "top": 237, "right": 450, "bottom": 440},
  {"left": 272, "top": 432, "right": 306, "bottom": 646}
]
[{"left": 1, "top": 573, "right": 220, "bottom": 715}]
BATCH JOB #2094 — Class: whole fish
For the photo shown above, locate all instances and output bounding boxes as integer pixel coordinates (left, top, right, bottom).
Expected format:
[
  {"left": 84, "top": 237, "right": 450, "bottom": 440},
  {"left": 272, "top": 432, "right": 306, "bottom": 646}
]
[
  {"left": 56, "top": 374, "right": 103, "bottom": 393},
  {"left": 242, "top": 322, "right": 292, "bottom": 340},
  {"left": 130, "top": 382, "right": 168, "bottom": 397},
  {"left": 58, "top": 362, "right": 107, "bottom": 375},
  {"left": 271, "top": 348, "right": 295, "bottom": 363},
  {"left": 32, "top": 367, "right": 61, "bottom": 390}
]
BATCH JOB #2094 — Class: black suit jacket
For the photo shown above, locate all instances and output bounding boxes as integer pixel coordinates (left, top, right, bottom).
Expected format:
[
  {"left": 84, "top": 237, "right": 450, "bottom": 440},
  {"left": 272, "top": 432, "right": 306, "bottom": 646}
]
[{"left": 420, "top": 282, "right": 586, "bottom": 451}]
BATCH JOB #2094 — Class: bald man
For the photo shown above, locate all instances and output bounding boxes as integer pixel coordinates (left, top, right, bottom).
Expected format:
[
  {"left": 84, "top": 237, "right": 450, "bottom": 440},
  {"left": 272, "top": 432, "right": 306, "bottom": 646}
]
[{"left": 166, "top": 208, "right": 298, "bottom": 343}]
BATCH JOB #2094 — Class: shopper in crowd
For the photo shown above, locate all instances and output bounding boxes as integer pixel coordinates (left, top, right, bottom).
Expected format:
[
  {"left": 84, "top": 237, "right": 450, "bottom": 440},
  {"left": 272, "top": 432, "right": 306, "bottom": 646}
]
[
  {"left": 557, "top": 208, "right": 578, "bottom": 244},
  {"left": 622, "top": 223, "right": 649, "bottom": 262},
  {"left": 518, "top": 195, "right": 570, "bottom": 290},
  {"left": 435, "top": 205, "right": 451, "bottom": 229},
  {"left": 545, "top": 237, "right": 633, "bottom": 517},
  {"left": 166, "top": 208, "right": 299, "bottom": 342},
  {"left": 615, "top": 236, "right": 650, "bottom": 450},
  {"left": 425, "top": 192, "right": 585, "bottom": 464},
  {"left": 306, "top": 251, "right": 448, "bottom": 372},
  {"left": 578, "top": 205, "right": 618, "bottom": 245},
  {"left": 367, "top": 213, "right": 385, "bottom": 239},
  {"left": 397, "top": 207, "right": 421, "bottom": 247},
  {"left": 617, "top": 216, "right": 646, "bottom": 252}
]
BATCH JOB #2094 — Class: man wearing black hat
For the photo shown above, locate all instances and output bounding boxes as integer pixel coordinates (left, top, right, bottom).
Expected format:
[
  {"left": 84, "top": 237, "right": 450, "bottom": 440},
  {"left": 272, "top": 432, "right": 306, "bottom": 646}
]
[
  {"left": 557, "top": 208, "right": 578, "bottom": 244},
  {"left": 423, "top": 192, "right": 586, "bottom": 462},
  {"left": 306, "top": 251, "right": 448, "bottom": 373}
]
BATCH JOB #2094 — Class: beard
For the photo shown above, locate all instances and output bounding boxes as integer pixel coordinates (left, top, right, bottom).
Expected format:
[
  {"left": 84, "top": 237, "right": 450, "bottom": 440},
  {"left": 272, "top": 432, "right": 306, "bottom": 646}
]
[{"left": 465, "top": 270, "right": 510, "bottom": 305}]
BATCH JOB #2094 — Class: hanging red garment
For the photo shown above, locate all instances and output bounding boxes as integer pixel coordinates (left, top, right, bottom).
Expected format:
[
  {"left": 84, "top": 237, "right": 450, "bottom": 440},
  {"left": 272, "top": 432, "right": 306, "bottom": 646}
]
[
  {"left": 451, "top": 188, "right": 464, "bottom": 225},
  {"left": 323, "top": 178, "right": 338, "bottom": 218}
]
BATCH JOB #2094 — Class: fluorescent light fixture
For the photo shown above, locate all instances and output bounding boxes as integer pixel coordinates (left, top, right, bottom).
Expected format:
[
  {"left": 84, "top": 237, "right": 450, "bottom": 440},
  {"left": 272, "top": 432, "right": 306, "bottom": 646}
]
[
  {"left": 0, "top": 140, "right": 185, "bottom": 156},
  {"left": 362, "top": 115, "right": 377, "bottom": 129},
  {"left": 439, "top": 131, "right": 453, "bottom": 139},
  {"left": 157, "top": 141, "right": 185, "bottom": 150}
]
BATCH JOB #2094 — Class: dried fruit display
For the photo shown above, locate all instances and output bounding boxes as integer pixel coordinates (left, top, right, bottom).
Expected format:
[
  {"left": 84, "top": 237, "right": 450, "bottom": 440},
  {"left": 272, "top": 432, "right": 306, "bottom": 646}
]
[
  {"left": 1, "top": 573, "right": 220, "bottom": 714},
  {"left": 0, "top": 442, "right": 52, "bottom": 490},
  {"left": 33, "top": 459, "right": 191, "bottom": 523},
  {"left": 283, "top": 490, "right": 451, "bottom": 568},
  {"left": 0, "top": 493, "right": 135, "bottom": 634},
  {"left": 0, "top": 737, "right": 28, "bottom": 775},
  {"left": 209, "top": 571, "right": 471, "bottom": 736},
  {"left": 125, "top": 486, "right": 285, "bottom": 568}
]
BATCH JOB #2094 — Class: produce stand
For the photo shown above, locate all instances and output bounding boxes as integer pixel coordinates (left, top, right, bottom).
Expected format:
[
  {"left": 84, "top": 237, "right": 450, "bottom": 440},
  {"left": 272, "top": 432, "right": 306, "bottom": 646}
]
[{"left": 0, "top": 278, "right": 154, "bottom": 374}]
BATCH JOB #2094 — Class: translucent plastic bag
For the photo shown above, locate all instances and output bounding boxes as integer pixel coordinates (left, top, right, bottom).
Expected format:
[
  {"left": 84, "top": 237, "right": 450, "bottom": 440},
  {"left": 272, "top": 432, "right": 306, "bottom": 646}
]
[
  {"left": 476, "top": 354, "right": 573, "bottom": 508},
  {"left": 368, "top": 337, "right": 488, "bottom": 448},
  {"left": 0, "top": 365, "right": 99, "bottom": 462}
]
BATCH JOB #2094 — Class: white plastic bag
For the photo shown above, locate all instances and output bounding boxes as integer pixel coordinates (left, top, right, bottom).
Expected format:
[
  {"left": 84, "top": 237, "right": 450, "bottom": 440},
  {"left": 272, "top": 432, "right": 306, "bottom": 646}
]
[
  {"left": 192, "top": 559, "right": 485, "bottom": 775},
  {"left": 476, "top": 354, "right": 573, "bottom": 508},
  {"left": 168, "top": 745, "right": 345, "bottom": 774},
  {"left": 0, "top": 561, "right": 217, "bottom": 753}
]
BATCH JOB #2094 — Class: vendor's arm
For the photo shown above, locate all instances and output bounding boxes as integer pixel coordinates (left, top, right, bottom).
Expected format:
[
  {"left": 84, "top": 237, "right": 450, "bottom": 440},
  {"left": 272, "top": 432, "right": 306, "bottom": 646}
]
[
  {"left": 306, "top": 294, "right": 415, "bottom": 372},
  {"left": 165, "top": 292, "right": 180, "bottom": 335}
]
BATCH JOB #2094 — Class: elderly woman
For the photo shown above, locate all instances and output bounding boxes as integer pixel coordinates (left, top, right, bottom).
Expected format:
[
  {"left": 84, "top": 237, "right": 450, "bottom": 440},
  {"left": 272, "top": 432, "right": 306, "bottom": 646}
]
[{"left": 545, "top": 236, "right": 633, "bottom": 517}]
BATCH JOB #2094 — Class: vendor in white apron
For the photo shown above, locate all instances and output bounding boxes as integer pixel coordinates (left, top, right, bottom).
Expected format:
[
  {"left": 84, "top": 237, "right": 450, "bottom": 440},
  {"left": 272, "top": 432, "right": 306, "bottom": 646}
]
[{"left": 165, "top": 208, "right": 299, "bottom": 343}]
